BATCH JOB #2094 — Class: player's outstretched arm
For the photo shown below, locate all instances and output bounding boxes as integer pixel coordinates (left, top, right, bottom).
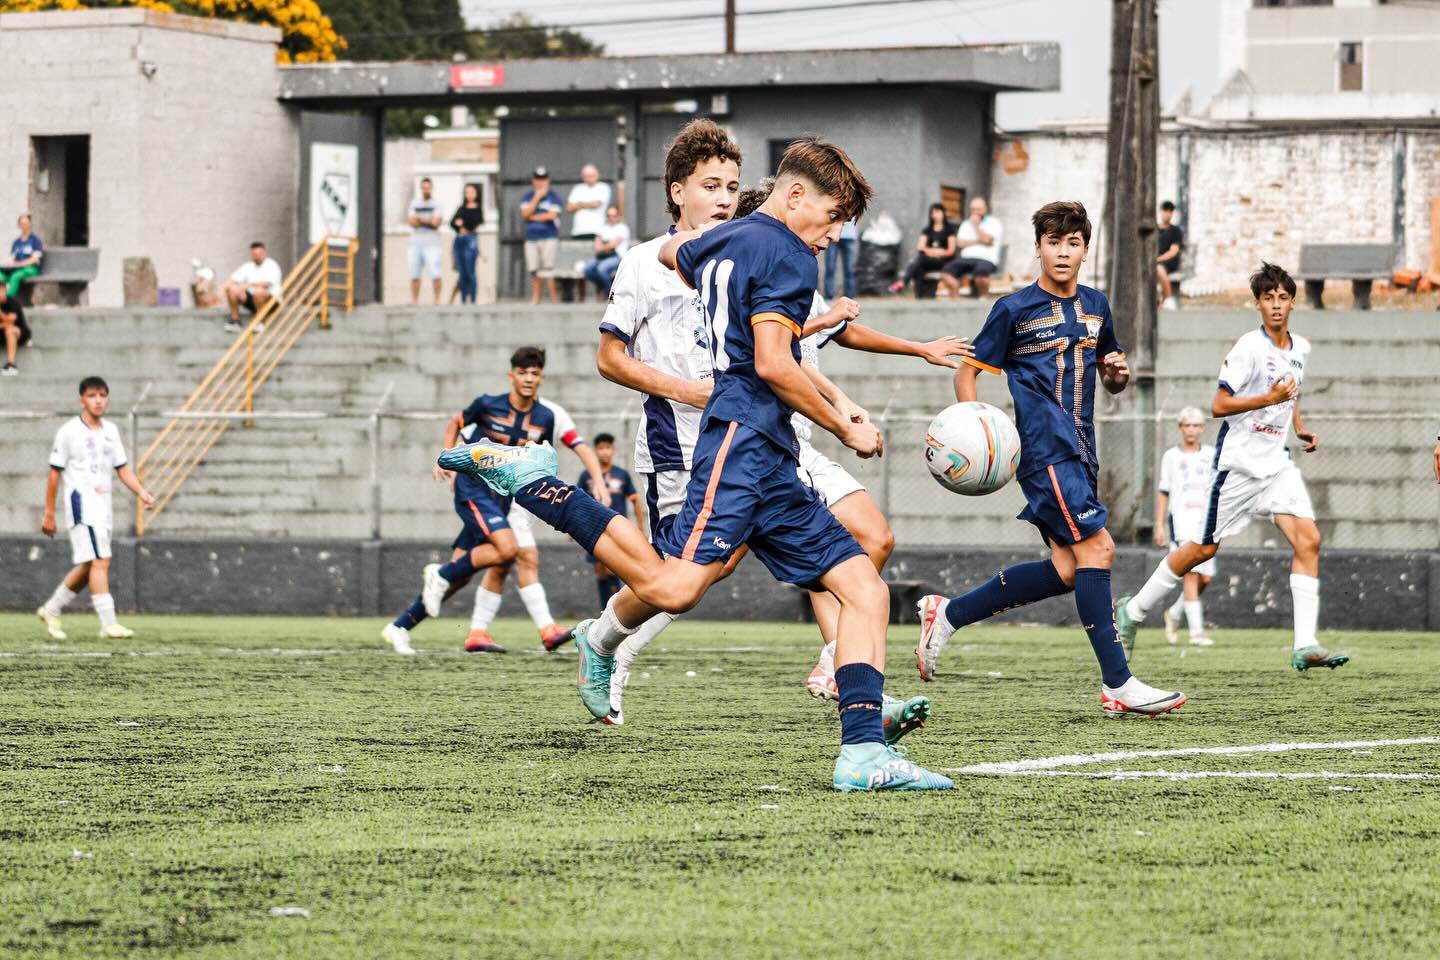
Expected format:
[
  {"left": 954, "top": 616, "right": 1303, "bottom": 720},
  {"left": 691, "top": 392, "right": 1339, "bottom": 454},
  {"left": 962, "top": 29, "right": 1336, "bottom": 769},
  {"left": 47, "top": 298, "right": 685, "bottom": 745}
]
[
  {"left": 41, "top": 466, "right": 60, "bottom": 538},
  {"left": 801, "top": 360, "right": 866, "bottom": 424},
  {"left": 1292, "top": 398, "right": 1318, "bottom": 452},
  {"left": 597, "top": 333, "right": 712, "bottom": 409},
  {"left": 755, "top": 322, "right": 878, "bottom": 457},
  {"left": 801, "top": 297, "right": 859, "bottom": 338},
  {"left": 835, "top": 322, "right": 972, "bottom": 368},
  {"left": 116, "top": 464, "right": 155, "bottom": 508}
]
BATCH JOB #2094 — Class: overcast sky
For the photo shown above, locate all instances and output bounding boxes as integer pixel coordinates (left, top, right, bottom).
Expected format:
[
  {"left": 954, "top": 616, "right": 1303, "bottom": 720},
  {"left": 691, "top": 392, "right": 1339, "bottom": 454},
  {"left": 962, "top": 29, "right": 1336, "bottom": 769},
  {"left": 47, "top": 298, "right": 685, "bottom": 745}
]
[{"left": 460, "top": 0, "right": 1222, "bottom": 129}]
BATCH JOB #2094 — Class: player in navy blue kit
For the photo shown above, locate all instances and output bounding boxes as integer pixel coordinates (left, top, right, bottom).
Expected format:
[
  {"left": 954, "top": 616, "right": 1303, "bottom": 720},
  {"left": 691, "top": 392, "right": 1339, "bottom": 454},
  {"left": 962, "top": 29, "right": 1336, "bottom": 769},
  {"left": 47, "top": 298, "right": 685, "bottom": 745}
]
[
  {"left": 382, "top": 346, "right": 607, "bottom": 655},
  {"left": 913, "top": 201, "right": 1186, "bottom": 717},
  {"left": 577, "top": 432, "right": 643, "bottom": 607},
  {"left": 440, "top": 138, "right": 953, "bottom": 791}
]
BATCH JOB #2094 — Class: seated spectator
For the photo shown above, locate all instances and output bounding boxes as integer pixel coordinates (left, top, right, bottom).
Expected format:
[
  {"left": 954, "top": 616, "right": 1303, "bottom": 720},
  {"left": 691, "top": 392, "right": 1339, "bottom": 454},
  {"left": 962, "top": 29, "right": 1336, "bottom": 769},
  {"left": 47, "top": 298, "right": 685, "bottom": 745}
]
[
  {"left": 582, "top": 206, "right": 631, "bottom": 299},
  {"left": 1156, "top": 200, "right": 1184, "bottom": 310},
  {"left": 0, "top": 284, "right": 30, "bottom": 376},
  {"left": 222, "top": 241, "right": 284, "bottom": 333},
  {"left": 889, "top": 203, "right": 956, "bottom": 294},
  {"left": 939, "top": 196, "right": 1002, "bottom": 298},
  {"left": 0, "top": 214, "right": 43, "bottom": 298},
  {"left": 520, "top": 167, "right": 563, "bottom": 305}
]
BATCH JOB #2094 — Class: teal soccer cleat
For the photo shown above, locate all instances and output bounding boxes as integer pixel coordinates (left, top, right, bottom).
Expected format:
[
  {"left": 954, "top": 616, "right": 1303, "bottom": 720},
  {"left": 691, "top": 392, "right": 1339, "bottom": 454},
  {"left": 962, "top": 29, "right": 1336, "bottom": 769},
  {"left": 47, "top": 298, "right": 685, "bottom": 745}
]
[
  {"left": 1292, "top": 645, "right": 1350, "bottom": 672},
  {"left": 1114, "top": 595, "right": 1139, "bottom": 660},
  {"left": 437, "top": 439, "right": 559, "bottom": 498},
  {"left": 881, "top": 694, "right": 931, "bottom": 745},
  {"left": 831, "top": 743, "right": 954, "bottom": 792},
  {"left": 573, "top": 619, "right": 615, "bottom": 720}
]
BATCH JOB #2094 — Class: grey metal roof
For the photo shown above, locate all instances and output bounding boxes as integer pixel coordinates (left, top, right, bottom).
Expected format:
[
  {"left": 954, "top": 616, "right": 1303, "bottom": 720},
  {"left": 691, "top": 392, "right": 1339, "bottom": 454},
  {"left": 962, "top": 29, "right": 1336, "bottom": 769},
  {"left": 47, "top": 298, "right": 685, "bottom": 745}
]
[{"left": 278, "top": 44, "right": 1059, "bottom": 105}]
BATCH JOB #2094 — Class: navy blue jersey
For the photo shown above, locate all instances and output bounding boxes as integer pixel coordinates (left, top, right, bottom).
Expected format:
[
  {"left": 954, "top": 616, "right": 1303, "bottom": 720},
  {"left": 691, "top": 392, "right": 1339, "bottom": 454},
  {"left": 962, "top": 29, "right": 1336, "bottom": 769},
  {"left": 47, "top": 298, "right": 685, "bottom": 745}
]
[
  {"left": 578, "top": 466, "right": 637, "bottom": 520},
  {"left": 675, "top": 213, "right": 816, "bottom": 459},
  {"left": 966, "top": 283, "right": 1122, "bottom": 478},
  {"left": 454, "top": 393, "right": 584, "bottom": 500}
]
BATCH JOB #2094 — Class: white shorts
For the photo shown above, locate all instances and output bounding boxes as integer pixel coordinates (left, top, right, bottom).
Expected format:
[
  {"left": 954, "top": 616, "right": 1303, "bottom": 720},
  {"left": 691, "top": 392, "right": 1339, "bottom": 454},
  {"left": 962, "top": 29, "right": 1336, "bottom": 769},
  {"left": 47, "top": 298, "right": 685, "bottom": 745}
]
[
  {"left": 408, "top": 243, "right": 442, "bottom": 280},
  {"left": 1202, "top": 463, "right": 1314, "bottom": 545},
  {"left": 507, "top": 502, "right": 536, "bottom": 549},
  {"left": 640, "top": 469, "right": 690, "bottom": 544},
  {"left": 69, "top": 523, "right": 111, "bottom": 564},
  {"left": 797, "top": 443, "right": 865, "bottom": 508},
  {"left": 1166, "top": 511, "right": 1217, "bottom": 576}
]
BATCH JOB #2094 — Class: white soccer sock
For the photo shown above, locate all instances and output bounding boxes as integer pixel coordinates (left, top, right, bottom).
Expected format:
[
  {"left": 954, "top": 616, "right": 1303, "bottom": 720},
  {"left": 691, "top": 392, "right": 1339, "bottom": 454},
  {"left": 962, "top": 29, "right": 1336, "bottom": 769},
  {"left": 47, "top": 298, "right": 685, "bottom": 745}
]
[
  {"left": 518, "top": 583, "right": 555, "bottom": 629},
  {"left": 92, "top": 593, "right": 117, "bottom": 628},
  {"left": 1184, "top": 600, "right": 1204, "bottom": 638},
  {"left": 1125, "top": 560, "right": 1181, "bottom": 622},
  {"left": 470, "top": 588, "right": 503, "bottom": 631},
  {"left": 817, "top": 640, "right": 836, "bottom": 675},
  {"left": 1290, "top": 574, "right": 1319, "bottom": 650},
  {"left": 44, "top": 583, "right": 78, "bottom": 616},
  {"left": 590, "top": 595, "right": 639, "bottom": 656},
  {"left": 614, "top": 611, "right": 676, "bottom": 673},
  {"left": 1166, "top": 595, "right": 1185, "bottom": 621}
]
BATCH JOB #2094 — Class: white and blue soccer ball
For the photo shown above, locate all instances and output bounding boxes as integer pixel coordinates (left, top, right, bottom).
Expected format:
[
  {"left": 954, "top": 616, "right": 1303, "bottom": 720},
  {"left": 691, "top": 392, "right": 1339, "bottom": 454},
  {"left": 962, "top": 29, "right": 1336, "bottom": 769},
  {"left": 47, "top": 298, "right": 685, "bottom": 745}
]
[{"left": 923, "top": 401, "right": 1022, "bottom": 496}]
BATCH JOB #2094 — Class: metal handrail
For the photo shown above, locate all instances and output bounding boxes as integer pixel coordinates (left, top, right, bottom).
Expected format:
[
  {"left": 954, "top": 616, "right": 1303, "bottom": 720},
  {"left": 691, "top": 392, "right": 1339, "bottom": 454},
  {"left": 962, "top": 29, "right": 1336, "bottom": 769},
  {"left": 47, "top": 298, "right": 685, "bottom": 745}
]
[{"left": 133, "top": 234, "right": 358, "bottom": 535}]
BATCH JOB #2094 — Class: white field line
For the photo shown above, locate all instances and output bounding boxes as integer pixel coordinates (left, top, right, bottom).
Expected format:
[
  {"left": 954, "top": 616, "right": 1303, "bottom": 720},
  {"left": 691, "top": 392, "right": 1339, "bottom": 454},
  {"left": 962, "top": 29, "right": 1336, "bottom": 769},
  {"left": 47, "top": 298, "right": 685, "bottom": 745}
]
[
  {"left": 947, "top": 738, "right": 1440, "bottom": 775},
  {"left": 969, "top": 770, "right": 1440, "bottom": 782}
]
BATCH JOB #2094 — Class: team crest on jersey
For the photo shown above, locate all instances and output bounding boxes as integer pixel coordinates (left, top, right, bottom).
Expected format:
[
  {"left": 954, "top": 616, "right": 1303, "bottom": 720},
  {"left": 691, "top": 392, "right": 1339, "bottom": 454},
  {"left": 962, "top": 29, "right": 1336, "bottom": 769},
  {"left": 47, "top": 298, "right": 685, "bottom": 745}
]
[
  {"left": 1082, "top": 317, "right": 1102, "bottom": 340},
  {"left": 692, "top": 323, "right": 709, "bottom": 351}
]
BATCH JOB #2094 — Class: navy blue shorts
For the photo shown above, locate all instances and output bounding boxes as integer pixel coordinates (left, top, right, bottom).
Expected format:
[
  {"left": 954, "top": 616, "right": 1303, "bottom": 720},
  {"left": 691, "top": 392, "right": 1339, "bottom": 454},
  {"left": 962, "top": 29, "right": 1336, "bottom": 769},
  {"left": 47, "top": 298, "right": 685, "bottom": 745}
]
[
  {"left": 1017, "top": 458, "right": 1108, "bottom": 546},
  {"left": 655, "top": 420, "right": 864, "bottom": 589},
  {"left": 451, "top": 488, "right": 512, "bottom": 552}
]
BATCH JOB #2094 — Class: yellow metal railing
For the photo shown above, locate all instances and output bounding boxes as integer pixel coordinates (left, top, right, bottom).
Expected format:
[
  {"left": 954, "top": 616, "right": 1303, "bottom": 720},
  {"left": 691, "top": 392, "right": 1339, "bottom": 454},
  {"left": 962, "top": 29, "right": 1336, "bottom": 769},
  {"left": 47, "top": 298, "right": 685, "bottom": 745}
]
[{"left": 135, "top": 234, "right": 358, "bottom": 534}]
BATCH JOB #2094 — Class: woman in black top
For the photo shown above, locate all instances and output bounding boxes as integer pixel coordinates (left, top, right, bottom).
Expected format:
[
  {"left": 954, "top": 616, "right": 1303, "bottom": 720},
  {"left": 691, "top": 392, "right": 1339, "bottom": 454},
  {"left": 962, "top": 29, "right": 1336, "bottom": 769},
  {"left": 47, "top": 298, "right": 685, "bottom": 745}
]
[
  {"left": 890, "top": 203, "right": 957, "bottom": 294},
  {"left": 449, "top": 182, "right": 484, "bottom": 304}
]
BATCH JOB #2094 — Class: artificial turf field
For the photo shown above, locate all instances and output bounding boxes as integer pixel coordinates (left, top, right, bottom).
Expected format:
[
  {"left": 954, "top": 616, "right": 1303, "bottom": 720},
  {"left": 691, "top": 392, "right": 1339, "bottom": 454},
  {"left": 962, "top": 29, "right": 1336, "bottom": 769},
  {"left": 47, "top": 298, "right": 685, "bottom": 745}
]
[{"left": 1, "top": 612, "right": 1438, "bottom": 959}]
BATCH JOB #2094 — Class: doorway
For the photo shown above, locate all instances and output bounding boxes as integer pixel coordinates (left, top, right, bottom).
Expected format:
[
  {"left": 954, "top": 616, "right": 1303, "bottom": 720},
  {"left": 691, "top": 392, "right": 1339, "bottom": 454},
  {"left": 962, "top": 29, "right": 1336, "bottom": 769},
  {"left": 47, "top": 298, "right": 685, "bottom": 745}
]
[{"left": 29, "top": 135, "right": 90, "bottom": 246}]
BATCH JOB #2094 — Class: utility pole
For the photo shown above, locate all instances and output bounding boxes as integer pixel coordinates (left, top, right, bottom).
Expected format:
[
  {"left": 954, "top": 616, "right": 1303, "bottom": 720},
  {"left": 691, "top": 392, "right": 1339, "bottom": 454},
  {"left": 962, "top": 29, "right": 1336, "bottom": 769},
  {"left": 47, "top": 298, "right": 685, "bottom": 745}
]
[
  {"left": 725, "top": 0, "right": 736, "bottom": 53},
  {"left": 1101, "top": 0, "right": 1159, "bottom": 541}
]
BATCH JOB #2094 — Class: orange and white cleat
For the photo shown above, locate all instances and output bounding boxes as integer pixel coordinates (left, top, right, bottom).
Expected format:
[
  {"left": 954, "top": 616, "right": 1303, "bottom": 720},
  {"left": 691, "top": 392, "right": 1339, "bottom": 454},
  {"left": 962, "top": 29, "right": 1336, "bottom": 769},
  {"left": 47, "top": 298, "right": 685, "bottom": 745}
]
[
  {"left": 464, "top": 628, "right": 506, "bottom": 654},
  {"left": 805, "top": 663, "right": 838, "bottom": 701},
  {"left": 540, "top": 622, "right": 572, "bottom": 652},
  {"left": 914, "top": 594, "right": 956, "bottom": 681},
  {"left": 1100, "top": 677, "right": 1187, "bottom": 718}
]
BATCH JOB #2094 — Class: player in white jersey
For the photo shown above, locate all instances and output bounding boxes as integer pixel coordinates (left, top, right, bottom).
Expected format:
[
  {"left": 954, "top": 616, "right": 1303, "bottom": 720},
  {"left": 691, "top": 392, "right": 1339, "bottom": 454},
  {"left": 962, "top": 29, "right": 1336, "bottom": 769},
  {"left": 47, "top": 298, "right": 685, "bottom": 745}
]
[
  {"left": 36, "top": 377, "right": 154, "bottom": 640},
  {"left": 1117, "top": 262, "right": 1348, "bottom": 671},
  {"left": 1152, "top": 407, "right": 1217, "bottom": 647}
]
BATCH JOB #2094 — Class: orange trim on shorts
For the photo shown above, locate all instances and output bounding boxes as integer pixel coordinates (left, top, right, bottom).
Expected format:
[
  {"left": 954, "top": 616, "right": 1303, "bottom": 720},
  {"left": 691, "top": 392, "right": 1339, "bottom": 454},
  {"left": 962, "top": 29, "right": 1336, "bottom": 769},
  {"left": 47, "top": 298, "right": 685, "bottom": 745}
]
[
  {"left": 465, "top": 500, "right": 492, "bottom": 536},
  {"left": 1047, "top": 464, "right": 1082, "bottom": 542},
  {"left": 682, "top": 421, "right": 739, "bottom": 562},
  {"left": 751, "top": 312, "right": 803, "bottom": 337},
  {"left": 961, "top": 356, "right": 1001, "bottom": 375}
]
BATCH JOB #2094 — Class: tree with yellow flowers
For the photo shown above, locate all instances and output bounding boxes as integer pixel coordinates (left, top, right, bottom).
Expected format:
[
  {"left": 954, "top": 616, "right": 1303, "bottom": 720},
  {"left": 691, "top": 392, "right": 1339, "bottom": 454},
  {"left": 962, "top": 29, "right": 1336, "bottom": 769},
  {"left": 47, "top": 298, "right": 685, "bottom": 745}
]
[{"left": 0, "top": 0, "right": 344, "bottom": 62}]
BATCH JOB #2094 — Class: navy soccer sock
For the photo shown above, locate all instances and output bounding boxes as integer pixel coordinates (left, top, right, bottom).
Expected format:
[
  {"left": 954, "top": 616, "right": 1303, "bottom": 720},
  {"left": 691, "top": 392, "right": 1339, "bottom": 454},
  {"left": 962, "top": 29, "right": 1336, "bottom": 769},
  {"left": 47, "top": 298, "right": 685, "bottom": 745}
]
[
  {"left": 944, "top": 560, "right": 1071, "bottom": 629},
  {"left": 393, "top": 596, "right": 427, "bottom": 631},
  {"left": 513, "top": 478, "right": 618, "bottom": 554},
  {"left": 438, "top": 551, "right": 476, "bottom": 584},
  {"left": 1074, "top": 567, "right": 1131, "bottom": 688},
  {"left": 835, "top": 662, "right": 886, "bottom": 746}
]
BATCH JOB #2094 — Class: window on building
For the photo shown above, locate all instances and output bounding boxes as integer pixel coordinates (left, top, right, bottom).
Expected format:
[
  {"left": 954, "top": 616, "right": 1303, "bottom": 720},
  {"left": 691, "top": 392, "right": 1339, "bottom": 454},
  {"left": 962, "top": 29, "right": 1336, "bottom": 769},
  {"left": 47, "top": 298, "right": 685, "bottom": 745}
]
[
  {"left": 939, "top": 185, "right": 966, "bottom": 224},
  {"left": 1339, "top": 41, "right": 1363, "bottom": 91}
]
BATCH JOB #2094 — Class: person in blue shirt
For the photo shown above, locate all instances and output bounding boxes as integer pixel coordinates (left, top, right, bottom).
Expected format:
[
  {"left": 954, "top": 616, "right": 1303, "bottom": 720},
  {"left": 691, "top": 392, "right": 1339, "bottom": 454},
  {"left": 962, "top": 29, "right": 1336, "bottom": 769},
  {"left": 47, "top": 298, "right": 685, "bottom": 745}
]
[
  {"left": 519, "top": 167, "right": 564, "bottom": 305},
  {"left": 577, "top": 432, "right": 643, "bottom": 608},
  {"left": 0, "top": 214, "right": 43, "bottom": 298},
  {"left": 440, "top": 138, "right": 953, "bottom": 792},
  {"left": 912, "top": 201, "right": 1186, "bottom": 718}
]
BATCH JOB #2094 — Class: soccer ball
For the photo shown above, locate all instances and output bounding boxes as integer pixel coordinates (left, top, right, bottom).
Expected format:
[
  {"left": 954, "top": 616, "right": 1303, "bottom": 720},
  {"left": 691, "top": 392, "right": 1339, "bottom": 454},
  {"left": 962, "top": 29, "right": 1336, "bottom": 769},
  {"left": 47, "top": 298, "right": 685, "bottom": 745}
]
[{"left": 923, "top": 402, "right": 1022, "bottom": 496}]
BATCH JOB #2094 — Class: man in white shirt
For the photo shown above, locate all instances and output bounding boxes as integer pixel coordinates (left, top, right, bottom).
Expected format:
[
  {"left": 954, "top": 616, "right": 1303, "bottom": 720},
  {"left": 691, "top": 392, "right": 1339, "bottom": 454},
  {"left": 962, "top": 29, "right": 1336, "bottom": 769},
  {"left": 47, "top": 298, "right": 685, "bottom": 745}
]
[
  {"left": 1117, "top": 262, "right": 1348, "bottom": 672},
  {"left": 37, "top": 376, "right": 154, "bottom": 640},
  {"left": 222, "top": 241, "right": 284, "bottom": 333},
  {"left": 407, "top": 177, "right": 444, "bottom": 306},
  {"left": 939, "top": 196, "right": 1003, "bottom": 298},
  {"left": 580, "top": 206, "right": 631, "bottom": 299},
  {"left": 566, "top": 164, "right": 611, "bottom": 241}
]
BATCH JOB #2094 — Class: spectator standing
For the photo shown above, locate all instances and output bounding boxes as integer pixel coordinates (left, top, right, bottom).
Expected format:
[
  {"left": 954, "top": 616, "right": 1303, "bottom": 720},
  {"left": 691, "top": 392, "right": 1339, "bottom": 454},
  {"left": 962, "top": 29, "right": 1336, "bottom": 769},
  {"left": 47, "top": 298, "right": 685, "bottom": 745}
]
[
  {"left": 0, "top": 213, "right": 43, "bottom": 298},
  {"left": 408, "top": 177, "right": 444, "bottom": 305},
  {"left": 520, "top": 167, "right": 563, "bottom": 305},
  {"left": 939, "top": 196, "right": 1002, "bottom": 298},
  {"left": 0, "top": 284, "right": 29, "bottom": 375},
  {"left": 824, "top": 218, "right": 859, "bottom": 299},
  {"left": 582, "top": 206, "right": 631, "bottom": 300},
  {"left": 1156, "top": 200, "right": 1185, "bottom": 310},
  {"left": 889, "top": 203, "right": 956, "bottom": 294},
  {"left": 222, "top": 241, "right": 283, "bottom": 333},
  {"left": 567, "top": 164, "right": 612, "bottom": 303},
  {"left": 449, "top": 182, "right": 484, "bottom": 304}
]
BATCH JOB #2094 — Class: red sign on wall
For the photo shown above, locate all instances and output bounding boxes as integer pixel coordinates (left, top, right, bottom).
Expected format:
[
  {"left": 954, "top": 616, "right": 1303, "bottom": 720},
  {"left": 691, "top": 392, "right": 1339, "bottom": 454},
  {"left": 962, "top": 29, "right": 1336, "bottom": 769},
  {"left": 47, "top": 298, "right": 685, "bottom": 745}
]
[{"left": 450, "top": 63, "right": 506, "bottom": 90}]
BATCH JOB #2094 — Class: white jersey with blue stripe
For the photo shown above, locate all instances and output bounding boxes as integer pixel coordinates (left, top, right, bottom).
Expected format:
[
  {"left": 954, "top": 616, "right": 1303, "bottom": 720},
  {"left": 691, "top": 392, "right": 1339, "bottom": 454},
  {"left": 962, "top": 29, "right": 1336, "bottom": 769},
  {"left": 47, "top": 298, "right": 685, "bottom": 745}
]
[
  {"left": 1214, "top": 327, "right": 1310, "bottom": 479},
  {"left": 600, "top": 233, "right": 712, "bottom": 473},
  {"left": 50, "top": 416, "right": 127, "bottom": 529}
]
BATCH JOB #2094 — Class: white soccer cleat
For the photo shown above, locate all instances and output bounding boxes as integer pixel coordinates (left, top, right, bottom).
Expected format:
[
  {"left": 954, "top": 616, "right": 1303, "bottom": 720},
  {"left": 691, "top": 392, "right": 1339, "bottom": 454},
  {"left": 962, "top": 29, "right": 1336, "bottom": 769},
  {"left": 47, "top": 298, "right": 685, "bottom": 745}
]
[
  {"left": 607, "top": 659, "right": 631, "bottom": 724},
  {"left": 36, "top": 607, "right": 66, "bottom": 640},
  {"left": 806, "top": 663, "right": 838, "bottom": 700},
  {"left": 420, "top": 563, "right": 449, "bottom": 618},
  {"left": 382, "top": 623, "right": 416, "bottom": 655},
  {"left": 1163, "top": 607, "right": 1182, "bottom": 645},
  {"left": 914, "top": 594, "right": 953, "bottom": 681},
  {"left": 1188, "top": 634, "right": 1215, "bottom": 648},
  {"left": 99, "top": 623, "right": 135, "bottom": 640},
  {"left": 1101, "top": 677, "right": 1186, "bottom": 718}
]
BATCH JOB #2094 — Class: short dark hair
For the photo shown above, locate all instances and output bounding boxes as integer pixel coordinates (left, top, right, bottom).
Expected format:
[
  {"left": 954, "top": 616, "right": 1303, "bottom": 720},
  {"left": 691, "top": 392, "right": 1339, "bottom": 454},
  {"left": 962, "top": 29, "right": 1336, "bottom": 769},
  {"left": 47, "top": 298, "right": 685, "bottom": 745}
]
[
  {"left": 594, "top": 432, "right": 615, "bottom": 446},
  {"left": 79, "top": 376, "right": 108, "bottom": 395},
  {"left": 1032, "top": 201, "right": 1092, "bottom": 245},
  {"left": 510, "top": 345, "right": 546, "bottom": 370},
  {"left": 663, "top": 119, "right": 743, "bottom": 221},
  {"left": 775, "top": 136, "right": 873, "bottom": 221},
  {"left": 420, "top": 177, "right": 433, "bottom": 186},
  {"left": 250, "top": 241, "right": 265, "bottom": 250},
  {"left": 733, "top": 177, "right": 775, "bottom": 219},
  {"left": 1249, "top": 261, "right": 1296, "bottom": 300},
  {"left": 1160, "top": 200, "right": 1176, "bottom": 212}
]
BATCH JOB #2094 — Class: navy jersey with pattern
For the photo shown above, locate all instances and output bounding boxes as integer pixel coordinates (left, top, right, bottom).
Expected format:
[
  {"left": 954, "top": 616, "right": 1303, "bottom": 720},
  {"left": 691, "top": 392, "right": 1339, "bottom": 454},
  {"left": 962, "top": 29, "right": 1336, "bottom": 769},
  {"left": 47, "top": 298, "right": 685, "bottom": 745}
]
[
  {"left": 965, "top": 282, "right": 1122, "bottom": 478},
  {"left": 675, "top": 212, "right": 817, "bottom": 459},
  {"left": 455, "top": 393, "right": 584, "bottom": 500},
  {"left": 578, "top": 466, "right": 637, "bottom": 520}
]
